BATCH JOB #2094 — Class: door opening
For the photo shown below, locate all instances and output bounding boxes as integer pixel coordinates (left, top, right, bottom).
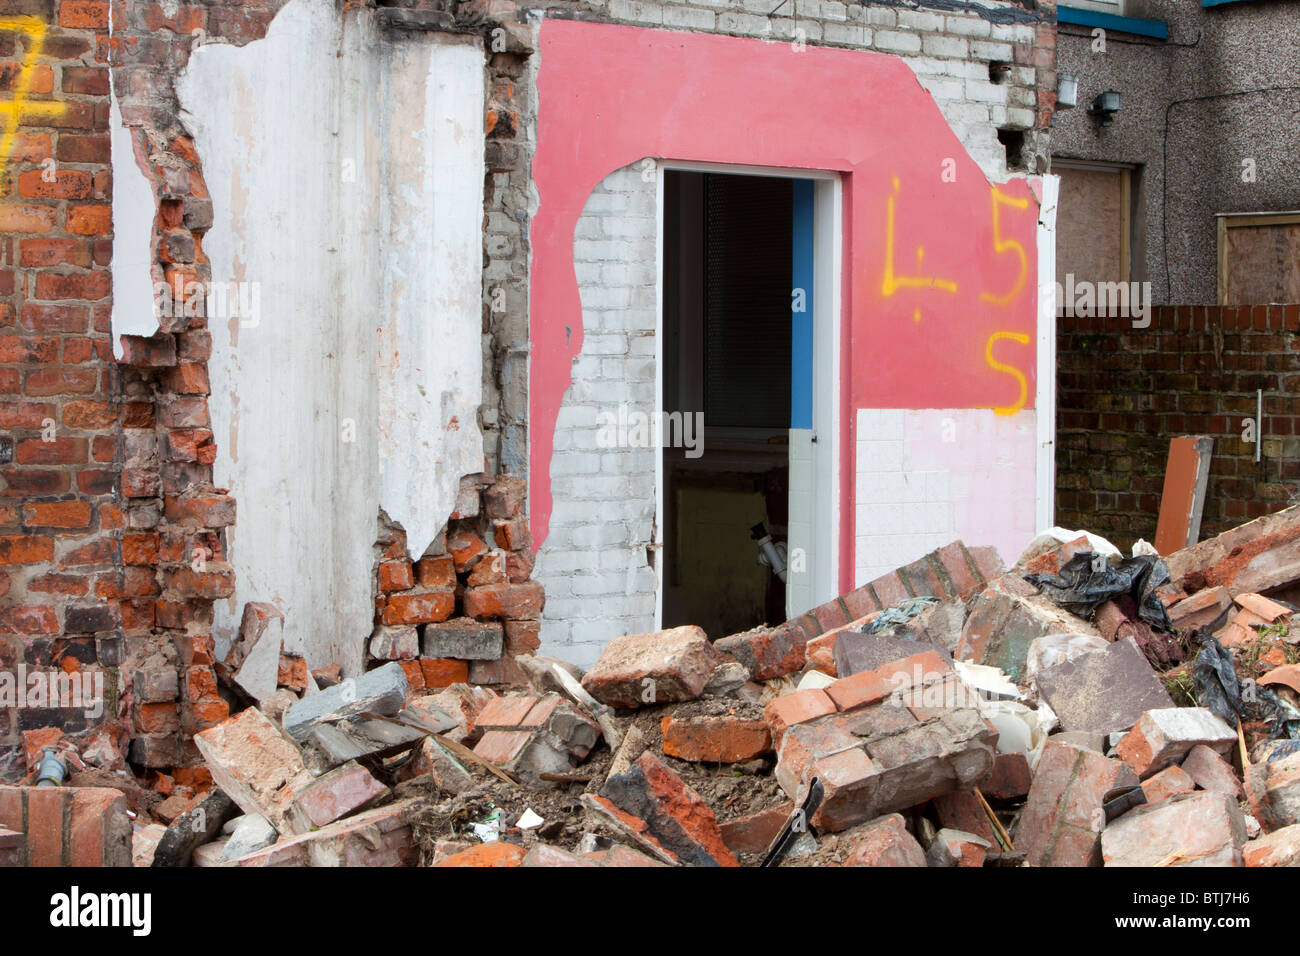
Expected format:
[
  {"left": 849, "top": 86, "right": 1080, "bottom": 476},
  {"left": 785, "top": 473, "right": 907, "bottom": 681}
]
[{"left": 660, "top": 170, "right": 799, "bottom": 637}]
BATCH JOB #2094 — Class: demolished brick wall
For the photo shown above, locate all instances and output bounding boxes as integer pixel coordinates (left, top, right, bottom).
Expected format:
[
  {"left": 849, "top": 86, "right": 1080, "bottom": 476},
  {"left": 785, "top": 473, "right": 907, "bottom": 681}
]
[
  {"left": 0, "top": 0, "right": 291, "bottom": 779},
  {"left": 1056, "top": 305, "right": 1300, "bottom": 552}
]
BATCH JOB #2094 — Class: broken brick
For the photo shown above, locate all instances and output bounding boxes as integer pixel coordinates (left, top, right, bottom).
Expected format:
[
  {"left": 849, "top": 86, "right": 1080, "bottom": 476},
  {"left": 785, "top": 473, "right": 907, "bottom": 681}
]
[
  {"left": 660, "top": 714, "right": 772, "bottom": 763},
  {"left": 1181, "top": 743, "right": 1244, "bottom": 799},
  {"left": 581, "top": 625, "right": 718, "bottom": 709},
  {"left": 719, "top": 800, "right": 793, "bottom": 858},
  {"left": 602, "top": 752, "right": 739, "bottom": 867},
  {"left": 714, "top": 621, "right": 805, "bottom": 681},
  {"left": 1101, "top": 790, "right": 1246, "bottom": 867},
  {"left": 1116, "top": 707, "right": 1236, "bottom": 779},
  {"left": 839, "top": 813, "right": 925, "bottom": 867},
  {"left": 1017, "top": 739, "right": 1139, "bottom": 867}
]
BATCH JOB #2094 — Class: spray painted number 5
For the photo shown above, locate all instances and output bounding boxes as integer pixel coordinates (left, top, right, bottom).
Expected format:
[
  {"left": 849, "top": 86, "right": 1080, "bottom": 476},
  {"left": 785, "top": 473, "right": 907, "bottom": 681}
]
[{"left": 979, "top": 189, "right": 1030, "bottom": 307}]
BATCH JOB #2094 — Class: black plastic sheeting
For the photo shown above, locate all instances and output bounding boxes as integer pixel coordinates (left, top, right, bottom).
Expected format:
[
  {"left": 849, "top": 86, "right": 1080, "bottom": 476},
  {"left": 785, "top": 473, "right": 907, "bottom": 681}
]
[
  {"left": 1024, "top": 552, "right": 1174, "bottom": 632},
  {"left": 1193, "top": 634, "right": 1291, "bottom": 739}
]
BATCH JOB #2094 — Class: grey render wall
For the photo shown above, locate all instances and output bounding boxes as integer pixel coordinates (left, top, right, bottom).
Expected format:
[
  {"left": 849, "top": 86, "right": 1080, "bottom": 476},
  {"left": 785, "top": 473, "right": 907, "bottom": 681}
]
[{"left": 1051, "top": 0, "right": 1300, "bottom": 305}]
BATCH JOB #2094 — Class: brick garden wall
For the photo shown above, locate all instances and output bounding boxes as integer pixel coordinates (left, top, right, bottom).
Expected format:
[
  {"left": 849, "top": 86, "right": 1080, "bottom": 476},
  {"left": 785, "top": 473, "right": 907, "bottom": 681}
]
[{"left": 1055, "top": 304, "right": 1300, "bottom": 553}]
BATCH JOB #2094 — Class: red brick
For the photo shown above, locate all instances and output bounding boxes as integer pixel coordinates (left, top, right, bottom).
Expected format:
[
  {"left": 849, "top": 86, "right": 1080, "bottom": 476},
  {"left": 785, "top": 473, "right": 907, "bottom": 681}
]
[
  {"left": 24, "top": 368, "right": 98, "bottom": 396},
  {"left": 17, "top": 170, "right": 92, "bottom": 200},
  {"left": 661, "top": 714, "right": 773, "bottom": 763},
  {"left": 65, "top": 204, "right": 111, "bottom": 236},
  {"left": 447, "top": 528, "right": 487, "bottom": 571},
  {"left": 841, "top": 584, "right": 882, "bottom": 620},
  {"left": 398, "top": 659, "right": 425, "bottom": 691},
  {"left": 473, "top": 729, "right": 532, "bottom": 764},
  {"left": 0, "top": 534, "right": 53, "bottom": 564},
  {"left": 433, "top": 841, "right": 526, "bottom": 867},
  {"left": 382, "top": 589, "right": 454, "bottom": 625},
  {"left": 476, "top": 695, "right": 539, "bottom": 729},
  {"left": 378, "top": 559, "right": 413, "bottom": 592},
  {"left": 825, "top": 650, "right": 951, "bottom": 712},
  {"left": 715, "top": 621, "right": 806, "bottom": 681},
  {"left": 603, "top": 752, "right": 739, "bottom": 867},
  {"left": 841, "top": 813, "right": 926, "bottom": 867},
  {"left": 60, "top": 1, "right": 110, "bottom": 28},
  {"left": 414, "top": 554, "right": 455, "bottom": 589},
  {"left": 463, "top": 581, "right": 544, "bottom": 621},
  {"left": 1017, "top": 740, "right": 1139, "bottom": 867},
  {"left": 26, "top": 787, "right": 64, "bottom": 867},
  {"left": 869, "top": 571, "right": 912, "bottom": 608},
  {"left": 983, "top": 751, "right": 1032, "bottom": 801},
  {"left": 1142, "top": 764, "right": 1196, "bottom": 804},
  {"left": 22, "top": 500, "right": 91, "bottom": 528},
  {"left": 420, "top": 657, "right": 469, "bottom": 690},
  {"left": 764, "top": 688, "right": 836, "bottom": 746},
  {"left": 34, "top": 270, "right": 110, "bottom": 301},
  {"left": 719, "top": 800, "right": 793, "bottom": 857},
  {"left": 0, "top": 204, "right": 55, "bottom": 233}
]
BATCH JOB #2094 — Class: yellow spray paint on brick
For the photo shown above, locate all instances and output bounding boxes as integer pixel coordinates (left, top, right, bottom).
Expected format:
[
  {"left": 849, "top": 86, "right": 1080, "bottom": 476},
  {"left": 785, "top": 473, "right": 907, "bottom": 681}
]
[{"left": 0, "top": 16, "right": 66, "bottom": 174}]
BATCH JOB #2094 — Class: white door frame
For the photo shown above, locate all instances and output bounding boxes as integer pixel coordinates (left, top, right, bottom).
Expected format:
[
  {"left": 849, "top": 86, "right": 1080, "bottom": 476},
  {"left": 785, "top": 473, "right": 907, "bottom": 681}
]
[{"left": 653, "top": 159, "right": 842, "bottom": 628}]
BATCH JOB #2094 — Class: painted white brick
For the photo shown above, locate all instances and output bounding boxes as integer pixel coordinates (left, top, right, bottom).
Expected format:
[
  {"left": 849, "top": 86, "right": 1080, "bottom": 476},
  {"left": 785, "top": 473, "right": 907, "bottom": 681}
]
[
  {"left": 944, "top": 15, "right": 990, "bottom": 38},
  {"left": 571, "top": 523, "right": 631, "bottom": 548},
  {"left": 896, "top": 9, "right": 942, "bottom": 31},
  {"left": 821, "top": 1, "right": 846, "bottom": 21},
  {"left": 864, "top": 6, "right": 896, "bottom": 27},
  {"left": 918, "top": 75, "right": 965, "bottom": 100},
  {"left": 873, "top": 29, "right": 921, "bottom": 54},
  {"left": 608, "top": 0, "right": 664, "bottom": 24},
  {"left": 663, "top": 5, "right": 716, "bottom": 28},
  {"left": 823, "top": 21, "right": 867, "bottom": 45},
  {"left": 717, "top": 11, "right": 772, "bottom": 35},
  {"left": 550, "top": 452, "right": 601, "bottom": 476},
  {"left": 582, "top": 333, "right": 629, "bottom": 355},
  {"left": 1006, "top": 106, "right": 1036, "bottom": 128},
  {"left": 922, "top": 34, "right": 968, "bottom": 59},
  {"left": 965, "top": 79, "right": 1009, "bottom": 105},
  {"left": 971, "top": 40, "right": 1014, "bottom": 62}
]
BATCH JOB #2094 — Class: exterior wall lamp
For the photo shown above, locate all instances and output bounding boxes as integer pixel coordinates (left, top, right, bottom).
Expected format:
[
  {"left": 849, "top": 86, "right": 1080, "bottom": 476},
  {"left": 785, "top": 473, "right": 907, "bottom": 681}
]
[{"left": 1088, "top": 89, "right": 1122, "bottom": 126}]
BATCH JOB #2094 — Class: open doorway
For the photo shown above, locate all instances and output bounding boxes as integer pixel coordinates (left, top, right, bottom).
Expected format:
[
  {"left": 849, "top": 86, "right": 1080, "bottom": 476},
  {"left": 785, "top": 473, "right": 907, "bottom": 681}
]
[{"left": 660, "top": 170, "right": 796, "bottom": 638}]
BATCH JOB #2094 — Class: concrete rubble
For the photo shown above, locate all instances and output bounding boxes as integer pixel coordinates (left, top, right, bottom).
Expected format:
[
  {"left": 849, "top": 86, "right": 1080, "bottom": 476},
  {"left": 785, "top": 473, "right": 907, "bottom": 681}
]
[{"left": 8, "top": 506, "right": 1300, "bottom": 868}]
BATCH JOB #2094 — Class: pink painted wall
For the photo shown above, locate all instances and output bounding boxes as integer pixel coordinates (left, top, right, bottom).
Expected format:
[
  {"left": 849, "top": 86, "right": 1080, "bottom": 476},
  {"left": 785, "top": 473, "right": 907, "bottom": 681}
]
[{"left": 529, "top": 19, "right": 1040, "bottom": 593}]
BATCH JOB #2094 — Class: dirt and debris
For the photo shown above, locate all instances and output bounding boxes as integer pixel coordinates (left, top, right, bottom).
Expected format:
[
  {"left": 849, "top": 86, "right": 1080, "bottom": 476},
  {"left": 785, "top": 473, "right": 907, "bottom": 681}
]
[{"left": 12, "top": 505, "right": 1300, "bottom": 868}]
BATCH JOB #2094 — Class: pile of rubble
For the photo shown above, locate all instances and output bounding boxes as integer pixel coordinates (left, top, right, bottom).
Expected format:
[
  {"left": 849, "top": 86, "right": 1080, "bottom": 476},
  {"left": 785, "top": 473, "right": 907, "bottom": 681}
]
[{"left": 8, "top": 504, "right": 1300, "bottom": 868}]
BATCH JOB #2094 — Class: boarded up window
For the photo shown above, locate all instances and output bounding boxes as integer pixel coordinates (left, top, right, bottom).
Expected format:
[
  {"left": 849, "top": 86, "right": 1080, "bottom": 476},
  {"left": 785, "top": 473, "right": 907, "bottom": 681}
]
[
  {"left": 1218, "top": 214, "right": 1300, "bottom": 305},
  {"left": 1055, "top": 163, "right": 1130, "bottom": 286}
]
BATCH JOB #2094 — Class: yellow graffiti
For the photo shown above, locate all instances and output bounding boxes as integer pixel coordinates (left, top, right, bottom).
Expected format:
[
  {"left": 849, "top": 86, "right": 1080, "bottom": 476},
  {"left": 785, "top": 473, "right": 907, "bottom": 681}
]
[
  {"left": 984, "top": 330, "right": 1030, "bottom": 415},
  {"left": 0, "top": 17, "right": 65, "bottom": 172},
  {"left": 881, "top": 175, "right": 957, "bottom": 322},
  {"left": 979, "top": 188, "right": 1030, "bottom": 307}
]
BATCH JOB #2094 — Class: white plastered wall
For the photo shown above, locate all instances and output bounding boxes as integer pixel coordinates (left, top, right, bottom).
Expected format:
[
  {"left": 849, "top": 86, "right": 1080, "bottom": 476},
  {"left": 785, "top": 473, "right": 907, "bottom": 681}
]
[{"left": 110, "top": 0, "right": 485, "bottom": 674}]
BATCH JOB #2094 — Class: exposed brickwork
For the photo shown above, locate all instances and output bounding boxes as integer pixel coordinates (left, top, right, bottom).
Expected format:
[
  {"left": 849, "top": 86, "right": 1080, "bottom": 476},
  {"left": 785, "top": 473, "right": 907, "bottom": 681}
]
[
  {"left": 1056, "top": 305, "right": 1300, "bottom": 552},
  {"left": 0, "top": 1, "right": 292, "bottom": 778},
  {"left": 370, "top": 473, "right": 540, "bottom": 688}
]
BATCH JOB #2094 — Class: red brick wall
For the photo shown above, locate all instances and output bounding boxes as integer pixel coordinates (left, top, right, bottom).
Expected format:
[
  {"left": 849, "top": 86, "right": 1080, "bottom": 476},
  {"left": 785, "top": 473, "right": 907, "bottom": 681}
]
[
  {"left": 1056, "top": 304, "right": 1300, "bottom": 553},
  {"left": 0, "top": 0, "right": 284, "bottom": 779},
  {"left": 0, "top": 0, "right": 119, "bottom": 771}
]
